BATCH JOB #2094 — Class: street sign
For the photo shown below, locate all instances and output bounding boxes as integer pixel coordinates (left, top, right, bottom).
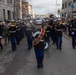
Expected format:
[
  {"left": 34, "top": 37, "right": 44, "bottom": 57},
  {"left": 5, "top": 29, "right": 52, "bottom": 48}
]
[{"left": 70, "top": 3, "right": 75, "bottom": 9}]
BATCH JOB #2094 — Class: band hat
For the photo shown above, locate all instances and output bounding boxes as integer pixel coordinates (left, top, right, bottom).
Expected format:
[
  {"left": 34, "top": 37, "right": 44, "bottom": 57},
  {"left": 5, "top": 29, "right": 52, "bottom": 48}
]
[{"left": 11, "top": 24, "right": 15, "bottom": 26}]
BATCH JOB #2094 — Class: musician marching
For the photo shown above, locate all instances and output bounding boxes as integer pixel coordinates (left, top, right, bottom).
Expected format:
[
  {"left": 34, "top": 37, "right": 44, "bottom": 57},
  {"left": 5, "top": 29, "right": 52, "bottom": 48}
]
[
  {"left": 44, "top": 23, "right": 51, "bottom": 46},
  {"left": 71, "top": 26, "right": 76, "bottom": 49},
  {"left": 9, "top": 21, "right": 17, "bottom": 52},
  {"left": 26, "top": 24, "right": 33, "bottom": 50},
  {"left": 32, "top": 25, "right": 45, "bottom": 68},
  {"left": 55, "top": 22, "right": 63, "bottom": 50},
  {"left": 16, "top": 22, "right": 21, "bottom": 45}
]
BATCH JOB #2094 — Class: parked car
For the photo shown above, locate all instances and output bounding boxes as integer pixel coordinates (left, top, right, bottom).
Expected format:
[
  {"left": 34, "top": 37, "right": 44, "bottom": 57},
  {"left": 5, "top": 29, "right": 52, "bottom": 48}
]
[
  {"left": 43, "top": 18, "right": 49, "bottom": 23},
  {"left": 34, "top": 18, "right": 43, "bottom": 25}
]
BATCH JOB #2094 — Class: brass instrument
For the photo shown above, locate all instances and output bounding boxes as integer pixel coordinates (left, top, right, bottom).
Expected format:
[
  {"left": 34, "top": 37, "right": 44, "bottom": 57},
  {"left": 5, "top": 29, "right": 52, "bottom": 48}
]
[{"left": 33, "top": 25, "right": 48, "bottom": 46}]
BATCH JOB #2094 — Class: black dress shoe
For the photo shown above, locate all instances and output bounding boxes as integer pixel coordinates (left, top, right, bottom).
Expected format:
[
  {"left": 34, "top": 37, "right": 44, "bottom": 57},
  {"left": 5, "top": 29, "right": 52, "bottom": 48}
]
[
  {"left": 17, "top": 43, "right": 20, "bottom": 45},
  {"left": 27, "top": 48, "right": 30, "bottom": 50},
  {"left": 40, "top": 64, "right": 44, "bottom": 68},
  {"left": 12, "top": 49, "right": 15, "bottom": 52},
  {"left": 37, "top": 65, "right": 40, "bottom": 69},
  {"left": 30, "top": 46, "right": 32, "bottom": 49},
  {"left": 73, "top": 47, "right": 75, "bottom": 49},
  {"left": 1, "top": 46, "right": 3, "bottom": 50},
  {"left": 57, "top": 47, "right": 58, "bottom": 49},
  {"left": 59, "top": 48, "right": 62, "bottom": 50},
  {"left": 40, "top": 63, "right": 44, "bottom": 68}
]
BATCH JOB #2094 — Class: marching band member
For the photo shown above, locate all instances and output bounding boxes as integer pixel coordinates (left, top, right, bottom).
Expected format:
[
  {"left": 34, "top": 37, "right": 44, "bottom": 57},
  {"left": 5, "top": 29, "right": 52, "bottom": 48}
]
[
  {"left": 71, "top": 26, "right": 76, "bottom": 49},
  {"left": 32, "top": 25, "right": 45, "bottom": 68},
  {"left": 4, "top": 24, "right": 9, "bottom": 45},
  {"left": 44, "top": 23, "right": 51, "bottom": 46},
  {"left": 0, "top": 21, "right": 3, "bottom": 50},
  {"left": 16, "top": 23, "right": 20, "bottom": 45},
  {"left": 26, "top": 25, "right": 33, "bottom": 50},
  {"left": 56, "top": 22, "right": 63, "bottom": 50},
  {"left": 9, "top": 22, "right": 17, "bottom": 52}
]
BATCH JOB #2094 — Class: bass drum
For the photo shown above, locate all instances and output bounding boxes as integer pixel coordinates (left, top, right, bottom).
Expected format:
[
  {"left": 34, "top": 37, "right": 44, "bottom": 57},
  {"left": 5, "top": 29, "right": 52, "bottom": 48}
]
[{"left": 44, "top": 42, "right": 49, "bottom": 50}]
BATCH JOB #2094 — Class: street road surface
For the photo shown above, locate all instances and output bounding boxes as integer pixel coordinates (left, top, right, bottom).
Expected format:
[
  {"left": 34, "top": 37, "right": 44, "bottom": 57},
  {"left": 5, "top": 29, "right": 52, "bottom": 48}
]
[{"left": 0, "top": 36, "right": 76, "bottom": 75}]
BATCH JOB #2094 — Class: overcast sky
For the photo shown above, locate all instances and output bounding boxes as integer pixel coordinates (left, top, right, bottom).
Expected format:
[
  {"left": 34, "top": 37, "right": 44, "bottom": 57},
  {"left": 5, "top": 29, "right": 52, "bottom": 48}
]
[{"left": 27, "top": 0, "right": 62, "bottom": 15}]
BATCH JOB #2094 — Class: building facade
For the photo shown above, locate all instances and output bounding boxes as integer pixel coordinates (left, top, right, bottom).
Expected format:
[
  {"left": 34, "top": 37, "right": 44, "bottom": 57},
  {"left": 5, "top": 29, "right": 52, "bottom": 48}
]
[
  {"left": 14, "top": 0, "right": 22, "bottom": 20},
  {"left": 0, "top": 0, "right": 14, "bottom": 21},
  {"left": 22, "top": 0, "right": 27, "bottom": 19},
  {"left": 61, "top": 0, "right": 76, "bottom": 18},
  {"left": 0, "top": 0, "right": 34, "bottom": 21},
  {"left": 22, "top": 1, "right": 34, "bottom": 19}
]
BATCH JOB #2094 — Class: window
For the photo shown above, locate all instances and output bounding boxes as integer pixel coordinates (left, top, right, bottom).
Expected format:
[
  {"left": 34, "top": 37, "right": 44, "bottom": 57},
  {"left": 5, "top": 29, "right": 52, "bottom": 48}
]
[
  {"left": 62, "top": 3, "right": 64, "bottom": 9},
  {"left": 65, "top": 2, "right": 67, "bottom": 8},
  {"left": 3, "top": 9, "right": 6, "bottom": 20},
  {"left": 68, "top": 1, "right": 72, "bottom": 7}
]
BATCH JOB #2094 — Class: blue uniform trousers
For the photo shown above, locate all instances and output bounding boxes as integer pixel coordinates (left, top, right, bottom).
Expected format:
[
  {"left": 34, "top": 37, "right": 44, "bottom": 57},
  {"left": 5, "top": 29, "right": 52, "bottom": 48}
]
[
  {"left": 72, "top": 36, "right": 76, "bottom": 48},
  {"left": 27, "top": 36, "right": 32, "bottom": 49},
  {"left": 56, "top": 36, "right": 62, "bottom": 49},
  {"left": 34, "top": 47, "right": 44, "bottom": 66},
  {"left": 0, "top": 38, "right": 3, "bottom": 50},
  {"left": 20, "top": 28, "right": 24, "bottom": 40},
  {"left": 19, "top": 30, "right": 23, "bottom": 41},
  {"left": 52, "top": 35, "right": 56, "bottom": 44},
  {"left": 47, "top": 37, "right": 50, "bottom": 43},
  {"left": 10, "top": 37, "right": 16, "bottom": 51},
  {"left": 16, "top": 34, "right": 20, "bottom": 45}
]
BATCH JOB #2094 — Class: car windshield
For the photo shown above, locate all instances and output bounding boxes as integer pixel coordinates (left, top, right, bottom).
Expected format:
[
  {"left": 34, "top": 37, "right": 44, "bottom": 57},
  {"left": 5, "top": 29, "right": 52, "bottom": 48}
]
[
  {"left": 36, "top": 17, "right": 43, "bottom": 20},
  {"left": 37, "top": 18, "right": 41, "bottom": 20}
]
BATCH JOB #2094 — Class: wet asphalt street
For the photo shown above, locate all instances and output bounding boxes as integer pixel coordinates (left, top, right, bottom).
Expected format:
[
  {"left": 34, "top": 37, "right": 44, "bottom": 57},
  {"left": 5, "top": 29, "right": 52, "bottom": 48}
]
[{"left": 0, "top": 36, "right": 76, "bottom": 75}]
